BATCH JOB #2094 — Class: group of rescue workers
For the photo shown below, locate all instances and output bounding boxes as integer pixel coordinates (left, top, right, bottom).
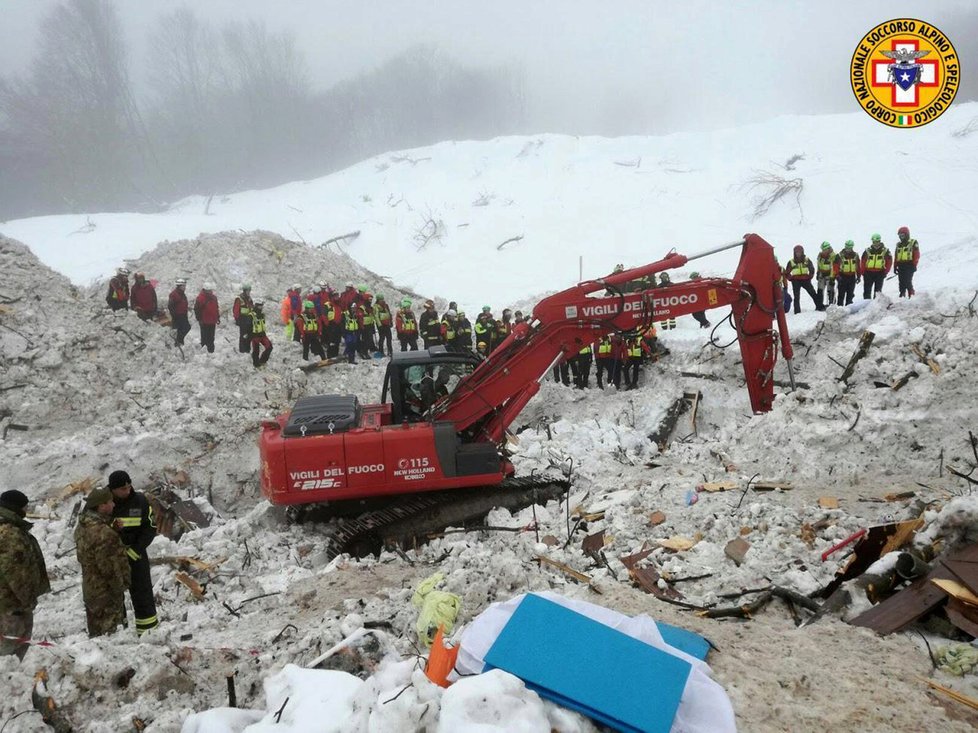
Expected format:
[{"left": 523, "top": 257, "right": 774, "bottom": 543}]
[
  {"left": 781, "top": 226, "right": 921, "bottom": 313},
  {"left": 102, "top": 226, "right": 920, "bottom": 384},
  {"left": 0, "top": 471, "right": 158, "bottom": 660}
]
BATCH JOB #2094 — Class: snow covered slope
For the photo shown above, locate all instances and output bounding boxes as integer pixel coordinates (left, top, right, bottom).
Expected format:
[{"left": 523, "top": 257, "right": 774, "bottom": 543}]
[{"left": 4, "top": 105, "right": 978, "bottom": 311}]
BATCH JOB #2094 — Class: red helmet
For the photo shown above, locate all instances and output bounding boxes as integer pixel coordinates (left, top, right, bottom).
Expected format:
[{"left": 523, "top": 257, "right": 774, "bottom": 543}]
[{"left": 898, "top": 226, "right": 910, "bottom": 236}]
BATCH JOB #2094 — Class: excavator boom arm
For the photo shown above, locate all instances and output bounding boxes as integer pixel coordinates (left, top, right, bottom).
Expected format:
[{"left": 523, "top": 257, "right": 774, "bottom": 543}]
[{"left": 434, "top": 234, "right": 791, "bottom": 441}]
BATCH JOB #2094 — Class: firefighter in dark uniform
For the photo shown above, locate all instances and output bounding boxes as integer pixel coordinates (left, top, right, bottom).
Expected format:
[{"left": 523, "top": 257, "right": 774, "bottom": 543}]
[
  {"left": 232, "top": 284, "right": 254, "bottom": 354},
  {"left": 107, "top": 470, "right": 158, "bottom": 635}
]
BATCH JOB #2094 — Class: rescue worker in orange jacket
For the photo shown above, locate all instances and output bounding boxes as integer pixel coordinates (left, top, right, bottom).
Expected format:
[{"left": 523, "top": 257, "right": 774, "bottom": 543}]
[
  {"left": 893, "top": 226, "right": 920, "bottom": 298},
  {"left": 374, "top": 295, "right": 394, "bottom": 357},
  {"left": 833, "top": 241, "right": 861, "bottom": 306},
  {"left": 129, "top": 272, "right": 157, "bottom": 321},
  {"left": 297, "top": 300, "right": 326, "bottom": 361},
  {"left": 396, "top": 299, "right": 419, "bottom": 351},
  {"left": 783, "top": 245, "right": 823, "bottom": 313},
  {"left": 861, "top": 234, "right": 893, "bottom": 300},
  {"left": 106, "top": 267, "right": 130, "bottom": 311}
]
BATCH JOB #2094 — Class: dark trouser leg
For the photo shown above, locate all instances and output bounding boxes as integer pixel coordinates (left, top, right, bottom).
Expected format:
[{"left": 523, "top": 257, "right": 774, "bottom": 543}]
[
  {"left": 399, "top": 337, "right": 408, "bottom": 352},
  {"left": 259, "top": 338, "right": 272, "bottom": 365},
  {"left": 869, "top": 271, "right": 885, "bottom": 297},
  {"left": 569, "top": 358, "right": 581, "bottom": 387},
  {"left": 611, "top": 360, "right": 622, "bottom": 389},
  {"left": 129, "top": 554, "right": 158, "bottom": 635},
  {"left": 692, "top": 311, "right": 710, "bottom": 327},
  {"left": 791, "top": 281, "right": 803, "bottom": 313},
  {"left": 0, "top": 610, "right": 32, "bottom": 660},
  {"left": 201, "top": 324, "right": 215, "bottom": 352},
  {"left": 409, "top": 338, "right": 418, "bottom": 351},
  {"left": 251, "top": 339, "right": 260, "bottom": 367},
  {"left": 85, "top": 596, "right": 126, "bottom": 638},
  {"left": 837, "top": 276, "right": 854, "bottom": 306},
  {"left": 312, "top": 336, "right": 325, "bottom": 360},
  {"left": 344, "top": 333, "right": 358, "bottom": 363},
  {"left": 302, "top": 336, "right": 311, "bottom": 360},
  {"left": 798, "top": 279, "right": 822, "bottom": 310},
  {"left": 379, "top": 327, "right": 393, "bottom": 356},
  {"left": 578, "top": 355, "right": 592, "bottom": 388},
  {"left": 174, "top": 314, "right": 190, "bottom": 345},
  {"left": 238, "top": 316, "right": 252, "bottom": 353},
  {"left": 326, "top": 324, "right": 340, "bottom": 358},
  {"left": 897, "top": 266, "right": 914, "bottom": 297}
]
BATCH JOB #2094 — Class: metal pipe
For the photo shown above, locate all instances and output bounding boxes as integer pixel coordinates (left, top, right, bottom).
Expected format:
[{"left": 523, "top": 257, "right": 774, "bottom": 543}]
[{"left": 684, "top": 239, "right": 746, "bottom": 263}]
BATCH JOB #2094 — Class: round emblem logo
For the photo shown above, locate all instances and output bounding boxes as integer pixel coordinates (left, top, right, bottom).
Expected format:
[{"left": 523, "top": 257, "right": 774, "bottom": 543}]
[{"left": 850, "top": 18, "right": 959, "bottom": 128}]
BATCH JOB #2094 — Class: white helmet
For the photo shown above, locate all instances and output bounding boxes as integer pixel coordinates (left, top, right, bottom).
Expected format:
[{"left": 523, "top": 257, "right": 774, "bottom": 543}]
[
  {"left": 446, "top": 309, "right": 457, "bottom": 318},
  {"left": 117, "top": 267, "right": 130, "bottom": 276},
  {"left": 292, "top": 283, "right": 302, "bottom": 291},
  {"left": 203, "top": 281, "right": 215, "bottom": 291},
  {"left": 175, "top": 278, "right": 187, "bottom": 286},
  {"left": 319, "top": 280, "right": 329, "bottom": 289},
  {"left": 253, "top": 299, "right": 264, "bottom": 308},
  {"left": 312, "top": 285, "right": 321, "bottom": 293},
  {"left": 345, "top": 281, "right": 354, "bottom": 288}
]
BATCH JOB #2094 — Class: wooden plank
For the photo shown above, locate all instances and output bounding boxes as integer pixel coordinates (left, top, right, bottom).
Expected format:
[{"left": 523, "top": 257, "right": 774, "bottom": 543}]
[
  {"left": 932, "top": 578, "right": 978, "bottom": 605},
  {"left": 850, "top": 560, "right": 955, "bottom": 634},
  {"left": 698, "top": 481, "right": 738, "bottom": 493},
  {"left": 946, "top": 598, "right": 978, "bottom": 637}
]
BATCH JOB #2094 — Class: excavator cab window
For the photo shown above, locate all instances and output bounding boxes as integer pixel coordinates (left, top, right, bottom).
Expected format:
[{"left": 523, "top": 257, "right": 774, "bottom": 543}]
[{"left": 382, "top": 348, "right": 481, "bottom": 424}]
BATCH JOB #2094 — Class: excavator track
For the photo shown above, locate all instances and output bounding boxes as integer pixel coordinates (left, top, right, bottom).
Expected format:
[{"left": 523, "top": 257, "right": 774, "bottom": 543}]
[{"left": 323, "top": 476, "right": 570, "bottom": 560}]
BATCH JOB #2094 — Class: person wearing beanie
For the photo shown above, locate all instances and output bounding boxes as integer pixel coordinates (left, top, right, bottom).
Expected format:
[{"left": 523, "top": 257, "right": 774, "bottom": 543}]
[
  {"left": 107, "top": 470, "right": 159, "bottom": 635},
  {"left": 0, "top": 490, "right": 50, "bottom": 660},
  {"left": 75, "top": 488, "right": 130, "bottom": 637}
]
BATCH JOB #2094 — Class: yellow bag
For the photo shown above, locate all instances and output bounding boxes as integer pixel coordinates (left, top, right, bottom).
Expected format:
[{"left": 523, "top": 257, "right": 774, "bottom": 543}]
[{"left": 412, "top": 572, "right": 461, "bottom": 648}]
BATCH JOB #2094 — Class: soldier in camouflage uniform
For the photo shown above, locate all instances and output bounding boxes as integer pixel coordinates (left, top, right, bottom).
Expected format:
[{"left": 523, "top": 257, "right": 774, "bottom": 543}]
[
  {"left": 0, "top": 490, "right": 50, "bottom": 660},
  {"left": 75, "top": 488, "right": 130, "bottom": 637}
]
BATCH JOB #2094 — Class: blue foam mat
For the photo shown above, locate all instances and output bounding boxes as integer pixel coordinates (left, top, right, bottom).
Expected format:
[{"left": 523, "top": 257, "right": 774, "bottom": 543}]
[{"left": 484, "top": 594, "right": 692, "bottom": 733}]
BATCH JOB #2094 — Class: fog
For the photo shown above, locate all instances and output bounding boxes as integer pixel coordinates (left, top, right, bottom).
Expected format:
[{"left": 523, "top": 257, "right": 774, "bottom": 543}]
[{"left": 1, "top": 0, "right": 975, "bottom": 219}]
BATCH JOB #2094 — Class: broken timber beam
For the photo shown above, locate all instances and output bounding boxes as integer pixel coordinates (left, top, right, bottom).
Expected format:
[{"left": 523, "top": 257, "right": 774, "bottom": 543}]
[
  {"left": 838, "top": 331, "right": 875, "bottom": 383},
  {"left": 648, "top": 396, "right": 691, "bottom": 450}
]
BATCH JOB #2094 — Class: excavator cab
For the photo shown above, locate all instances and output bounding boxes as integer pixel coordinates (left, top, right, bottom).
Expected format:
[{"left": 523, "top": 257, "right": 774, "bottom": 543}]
[{"left": 382, "top": 347, "right": 483, "bottom": 424}]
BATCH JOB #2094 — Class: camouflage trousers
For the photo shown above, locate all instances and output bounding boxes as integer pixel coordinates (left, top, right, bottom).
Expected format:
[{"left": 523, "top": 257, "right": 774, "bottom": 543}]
[
  {"left": 85, "top": 596, "right": 126, "bottom": 637},
  {"left": 0, "top": 609, "right": 33, "bottom": 661}
]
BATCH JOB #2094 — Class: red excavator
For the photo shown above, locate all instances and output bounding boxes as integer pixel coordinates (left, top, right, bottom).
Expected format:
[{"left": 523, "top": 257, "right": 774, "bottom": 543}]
[{"left": 261, "top": 233, "right": 793, "bottom": 528}]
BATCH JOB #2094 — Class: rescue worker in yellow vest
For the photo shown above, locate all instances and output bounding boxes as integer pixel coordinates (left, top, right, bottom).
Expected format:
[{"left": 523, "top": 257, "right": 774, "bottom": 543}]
[
  {"left": 815, "top": 242, "right": 836, "bottom": 308},
  {"left": 894, "top": 226, "right": 920, "bottom": 298},
  {"left": 595, "top": 336, "right": 615, "bottom": 390},
  {"left": 322, "top": 293, "right": 342, "bottom": 358},
  {"left": 833, "top": 241, "right": 862, "bottom": 306},
  {"left": 861, "top": 234, "right": 892, "bottom": 300},
  {"left": 783, "top": 245, "right": 824, "bottom": 313},
  {"left": 656, "top": 273, "right": 677, "bottom": 330},
  {"left": 688, "top": 272, "right": 710, "bottom": 328},
  {"left": 298, "top": 300, "right": 326, "bottom": 361},
  {"left": 622, "top": 335, "right": 650, "bottom": 390},
  {"left": 250, "top": 300, "right": 272, "bottom": 367},
  {"left": 359, "top": 293, "right": 377, "bottom": 358},
  {"left": 343, "top": 302, "right": 361, "bottom": 363},
  {"left": 232, "top": 284, "right": 254, "bottom": 354},
  {"left": 395, "top": 300, "right": 419, "bottom": 351},
  {"left": 374, "top": 295, "right": 394, "bottom": 357},
  {"left": 441, "top": 310, "right": 458, "bottom": 350},
  {"left": 455, "top": 311, "right": 473, "bottom": 350},
  {"left": 107, "top": 470, "right": 158, "bottom": 636},
  {"left": 474, "top": 307, "right": 496, "bottom": 352},
  {"left": 573, "top": 344, "right": 593, "bottom": 389}
]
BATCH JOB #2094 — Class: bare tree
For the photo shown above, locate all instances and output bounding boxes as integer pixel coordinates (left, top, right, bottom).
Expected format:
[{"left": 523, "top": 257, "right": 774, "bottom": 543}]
[{"left": 0, "top": 0, "right": 141, "bottom": 211}]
